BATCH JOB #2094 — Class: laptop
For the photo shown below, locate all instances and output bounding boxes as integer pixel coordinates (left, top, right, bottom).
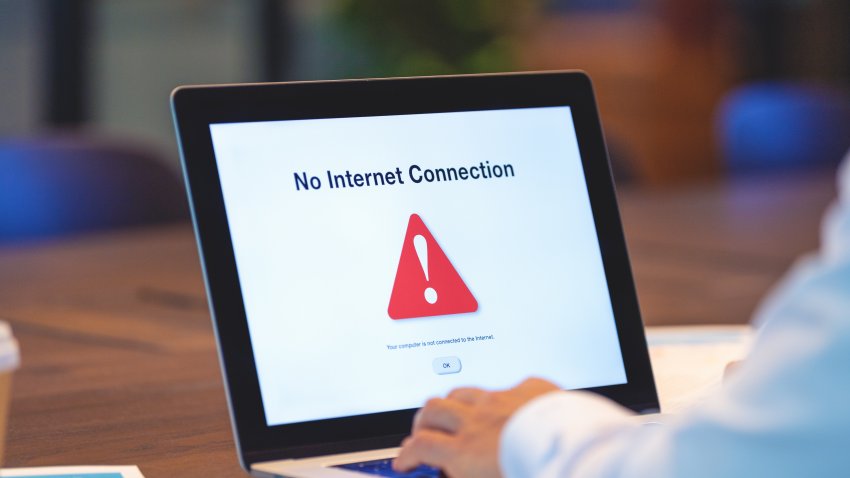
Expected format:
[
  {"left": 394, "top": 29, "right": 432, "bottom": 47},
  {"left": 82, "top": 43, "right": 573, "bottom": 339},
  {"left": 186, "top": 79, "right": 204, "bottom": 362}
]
[{"left": 171, "top": 71, "right": 658, "bottom": 477}]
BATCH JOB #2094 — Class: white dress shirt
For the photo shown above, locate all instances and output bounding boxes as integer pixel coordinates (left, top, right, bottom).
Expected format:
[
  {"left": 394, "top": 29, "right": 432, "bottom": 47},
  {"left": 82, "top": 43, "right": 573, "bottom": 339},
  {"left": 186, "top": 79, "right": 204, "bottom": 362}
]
[{"left": 500, "top": 155, "right": 850, "bottom": 477}]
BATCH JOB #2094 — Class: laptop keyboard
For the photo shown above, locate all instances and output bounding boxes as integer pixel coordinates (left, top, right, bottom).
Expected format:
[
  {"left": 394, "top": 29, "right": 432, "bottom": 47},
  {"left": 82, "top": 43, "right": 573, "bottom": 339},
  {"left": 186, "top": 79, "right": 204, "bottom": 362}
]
[{"left": 334, "top": 458, "right": 441, "bottom": 477}]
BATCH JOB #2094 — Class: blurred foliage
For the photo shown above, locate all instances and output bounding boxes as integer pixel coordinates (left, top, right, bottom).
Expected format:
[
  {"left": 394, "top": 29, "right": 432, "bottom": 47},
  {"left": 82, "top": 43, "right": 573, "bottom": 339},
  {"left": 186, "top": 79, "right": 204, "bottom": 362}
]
[{"left": 330, "top": 0, "right": 540, "bottom": 77}]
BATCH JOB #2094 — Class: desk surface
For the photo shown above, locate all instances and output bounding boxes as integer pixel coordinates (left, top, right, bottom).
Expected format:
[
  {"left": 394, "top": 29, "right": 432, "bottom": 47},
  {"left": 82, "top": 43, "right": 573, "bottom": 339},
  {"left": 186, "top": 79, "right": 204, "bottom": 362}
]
[{"left": 0, "top": 171, "right": 835, "bottom": 476}]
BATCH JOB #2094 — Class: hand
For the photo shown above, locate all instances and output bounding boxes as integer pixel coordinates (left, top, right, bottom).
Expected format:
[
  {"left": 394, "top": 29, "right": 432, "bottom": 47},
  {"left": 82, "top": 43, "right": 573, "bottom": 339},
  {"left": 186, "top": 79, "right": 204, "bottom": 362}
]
[{"left": 393, "top": 377, "right": 560, "bottom": 478}]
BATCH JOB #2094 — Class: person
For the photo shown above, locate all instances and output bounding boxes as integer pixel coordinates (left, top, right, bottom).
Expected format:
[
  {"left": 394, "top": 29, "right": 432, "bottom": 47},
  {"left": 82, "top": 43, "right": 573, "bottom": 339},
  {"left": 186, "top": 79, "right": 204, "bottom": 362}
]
[{"left": 393, "top": 153, "right": 850, "bottom": 477}]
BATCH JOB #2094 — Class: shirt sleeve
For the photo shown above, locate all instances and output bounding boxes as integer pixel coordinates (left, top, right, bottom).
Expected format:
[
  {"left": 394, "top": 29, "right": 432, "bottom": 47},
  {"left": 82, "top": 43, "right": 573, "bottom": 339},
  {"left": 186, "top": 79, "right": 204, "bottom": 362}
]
[
  {"left": 499, "top": 390, "right": 635, "bottom": 478},
  {"left": 500, "top": 153, "right": 850, "bottom": 478}
]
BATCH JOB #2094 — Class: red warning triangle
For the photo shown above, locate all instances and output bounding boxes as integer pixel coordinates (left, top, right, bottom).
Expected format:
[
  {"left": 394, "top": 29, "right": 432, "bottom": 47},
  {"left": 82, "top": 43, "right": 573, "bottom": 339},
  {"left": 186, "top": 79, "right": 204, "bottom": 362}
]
[{"left": 388, "top": 214, "right": 478, "bottom": 320}]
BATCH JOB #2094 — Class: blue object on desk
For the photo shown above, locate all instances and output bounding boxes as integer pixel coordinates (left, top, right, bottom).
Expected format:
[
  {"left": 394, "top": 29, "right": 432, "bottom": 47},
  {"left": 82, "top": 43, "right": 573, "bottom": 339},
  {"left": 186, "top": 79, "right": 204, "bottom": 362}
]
[
  {"left": 717, "top": 82, "right": 850, "bottom": 173},
  {"left": 335, "top": 458, "right": 440, "bottom": 477},
  {"left": 0, "top": 136, "right": 188, "bottom": 244}
]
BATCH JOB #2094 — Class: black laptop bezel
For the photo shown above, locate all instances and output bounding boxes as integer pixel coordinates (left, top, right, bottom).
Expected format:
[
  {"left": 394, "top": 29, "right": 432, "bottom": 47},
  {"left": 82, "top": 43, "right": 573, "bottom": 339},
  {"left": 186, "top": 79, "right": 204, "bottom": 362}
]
[{"left": 171, "top": 71, "right": 658, "bottom": 469}]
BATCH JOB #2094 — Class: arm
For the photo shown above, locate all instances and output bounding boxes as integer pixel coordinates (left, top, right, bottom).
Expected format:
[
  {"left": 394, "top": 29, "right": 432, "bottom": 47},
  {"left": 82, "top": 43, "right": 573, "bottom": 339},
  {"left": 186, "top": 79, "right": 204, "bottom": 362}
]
[
  {"left": 504, "top": 238, "right": 850, "bottom": 477},
  {"left": 397, "top": 156, "right": 850, "bottom": 478}
]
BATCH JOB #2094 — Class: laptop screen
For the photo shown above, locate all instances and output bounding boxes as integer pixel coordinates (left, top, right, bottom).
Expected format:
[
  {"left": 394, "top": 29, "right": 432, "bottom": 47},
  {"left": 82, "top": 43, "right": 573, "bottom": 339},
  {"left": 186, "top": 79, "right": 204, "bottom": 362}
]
[{"left": 209, "top": 106, "right": 627, "bottom": 427}]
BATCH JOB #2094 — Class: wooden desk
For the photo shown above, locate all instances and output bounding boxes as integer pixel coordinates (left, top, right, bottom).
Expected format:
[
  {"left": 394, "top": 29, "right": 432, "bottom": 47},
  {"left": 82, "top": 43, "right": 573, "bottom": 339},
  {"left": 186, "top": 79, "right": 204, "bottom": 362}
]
[
  {"left": 619, "top": 171, "right": 835, "bottom": 325},
  {"left": 0, "top": 171, "right": 835, "bottom": 476}
]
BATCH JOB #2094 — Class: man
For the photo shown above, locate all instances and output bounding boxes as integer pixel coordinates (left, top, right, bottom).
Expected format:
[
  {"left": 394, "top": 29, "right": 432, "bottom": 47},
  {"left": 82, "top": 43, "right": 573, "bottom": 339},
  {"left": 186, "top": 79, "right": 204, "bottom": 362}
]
[{"left": 394, "top": 155, "right": 850, "bottom": 477}]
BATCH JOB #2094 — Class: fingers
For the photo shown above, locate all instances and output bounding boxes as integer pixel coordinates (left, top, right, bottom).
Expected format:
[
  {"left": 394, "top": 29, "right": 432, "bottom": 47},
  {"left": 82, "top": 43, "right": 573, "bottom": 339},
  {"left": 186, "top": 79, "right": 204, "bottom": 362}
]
[
  {"left": 514, "top": 377, "right": 561, "bottom": 396},
  {"left": 414, "top": 398, "right": 469, "bottom": 433},
  {"left": 446, "top": 387, "right": 487, "bottom": 405},
  {"left": 393, "top": 429, "right": 455, "bottom": 472}
]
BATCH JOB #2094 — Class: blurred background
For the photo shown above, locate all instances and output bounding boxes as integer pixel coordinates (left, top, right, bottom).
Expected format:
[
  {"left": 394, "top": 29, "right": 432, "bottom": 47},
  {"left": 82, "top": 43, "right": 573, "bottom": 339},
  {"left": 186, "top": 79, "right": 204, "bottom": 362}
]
[
  {"left": 1, "top": 0, "right": 849, "bottom": 243},
  {"left": 1, "top": 3, "right": 849, "bottom": 469}
]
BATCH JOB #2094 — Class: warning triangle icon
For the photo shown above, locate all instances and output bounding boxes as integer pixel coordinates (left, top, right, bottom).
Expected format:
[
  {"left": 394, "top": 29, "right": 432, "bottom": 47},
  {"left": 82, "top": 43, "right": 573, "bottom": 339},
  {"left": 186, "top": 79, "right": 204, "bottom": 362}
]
[{"left": 388, "top": 214, "right": 478, "bottom": 320}]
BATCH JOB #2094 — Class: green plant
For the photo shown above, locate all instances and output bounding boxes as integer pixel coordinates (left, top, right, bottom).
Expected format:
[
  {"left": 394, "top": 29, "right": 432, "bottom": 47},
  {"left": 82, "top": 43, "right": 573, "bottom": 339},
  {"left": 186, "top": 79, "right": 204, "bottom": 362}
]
[{"left": 332, "top": 0, "right": 539, "bottom": 76}]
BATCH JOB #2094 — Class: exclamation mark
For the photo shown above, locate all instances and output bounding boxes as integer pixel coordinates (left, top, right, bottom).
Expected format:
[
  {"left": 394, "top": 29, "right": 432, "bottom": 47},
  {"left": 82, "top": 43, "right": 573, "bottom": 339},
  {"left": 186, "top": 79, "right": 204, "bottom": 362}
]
[{"left": 414, "top": 234, "right": 438, "bottom": 304}]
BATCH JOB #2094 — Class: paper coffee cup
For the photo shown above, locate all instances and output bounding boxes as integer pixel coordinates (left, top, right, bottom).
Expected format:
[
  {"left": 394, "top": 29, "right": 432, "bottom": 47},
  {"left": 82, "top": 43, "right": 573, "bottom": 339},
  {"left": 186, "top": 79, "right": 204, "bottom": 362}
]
[{"left": 0, "top": 321, "right": 20, "bottom": 466}]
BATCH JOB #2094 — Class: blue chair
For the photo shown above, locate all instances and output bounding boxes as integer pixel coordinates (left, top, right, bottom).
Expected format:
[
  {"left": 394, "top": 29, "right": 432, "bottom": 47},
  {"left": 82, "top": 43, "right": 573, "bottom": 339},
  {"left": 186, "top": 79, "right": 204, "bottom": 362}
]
[
  {"left": 717, "top": 82, "right": 850, "bottom": 173},
  {"left": 0, "top": 136, "right": 188, "bottom": 244}
]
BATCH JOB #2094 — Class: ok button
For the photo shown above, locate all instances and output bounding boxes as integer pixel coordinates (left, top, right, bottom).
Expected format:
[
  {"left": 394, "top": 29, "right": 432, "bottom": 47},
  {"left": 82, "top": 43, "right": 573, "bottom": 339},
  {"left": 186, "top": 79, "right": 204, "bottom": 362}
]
[{"left": 432, "top": 356, "right": 462, "bottom": 375}]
